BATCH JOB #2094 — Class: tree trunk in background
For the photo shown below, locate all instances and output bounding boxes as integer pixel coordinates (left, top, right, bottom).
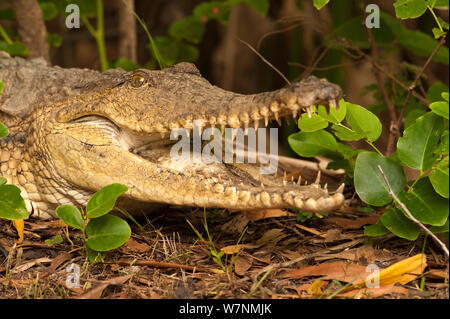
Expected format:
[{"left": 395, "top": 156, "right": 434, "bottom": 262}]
[
  {"left": 117, "top": 0, "right": 137, "bottom": 62},
  {"left": 11, "top": 0, "right": 50, "bottom": 63}
]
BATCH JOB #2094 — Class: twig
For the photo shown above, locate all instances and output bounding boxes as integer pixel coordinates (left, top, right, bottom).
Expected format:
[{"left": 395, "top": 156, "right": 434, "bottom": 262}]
[
  {"left": 110, "top": 259, "right": 213, "bottom": 273},
  {"left": 377, "top": 165, "right": 449, "bottom": 258},
  {"left": 299, "top": 46, "right": 329, "bottom": 80},
  {"left": 397, "top": 34, "right": 447, "bottom": 127},
  {"left": 237, "top": 38, "right": 291, "bottom": 86},
  {"left": 336, "top": 38, "right": 430, "bottom": 105}
]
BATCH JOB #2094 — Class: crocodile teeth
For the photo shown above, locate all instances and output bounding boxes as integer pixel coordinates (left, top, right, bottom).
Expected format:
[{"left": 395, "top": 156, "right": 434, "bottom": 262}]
[
  {"left": 292, "top": 110, "right": 298, "bottom": 121},
  {"left": 314, "top": 170, "right": 321, "bottom": 184},
  {"left": 297, "top": 175, "right": 301, "bottom": 185},
  {"left": 264, "top": 115, "right": 269, "bottom": 127},
  {"left": 253, "top": 120, "right": 259, "bottom": 131},
  {"left": 306, "top": 106, "right": 313, "bottom": 118},
  {"left": 336, "top": 183, "right": 345, "bottom": 193}
]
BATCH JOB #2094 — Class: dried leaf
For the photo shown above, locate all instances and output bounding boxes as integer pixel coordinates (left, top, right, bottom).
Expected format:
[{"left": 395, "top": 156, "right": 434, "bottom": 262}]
[
  {"left": 295, "top": 224, "right": 326, "bottom": 237},
  {"left": 13, "top": 219, "right": 24, "bottom": 243},
  {"left": 349, "top": 254, "right": 427, "bottom": 290},
  {"left": 48, "top": 252, "right": 72, "bottom": 272},
  {"left": 12, "top": 257, "right": 52, "bottom": 273},
  {"left": 326, "top": 216, "right": 379, "bottom": 229},
  {"left": 282, "top": 261, "right": 367, "bottom": 282},
  {"left": 307, "top": 279, "right": 328, "bottom": 295},
  {"left": 243, "top": 209, "right": 294, "bottom": 221},
  {"left": 122, "top": 238, "right": 151, "bottom": 253},
  {"left": 75, "top": 275, "right": 131, "bottom": 299},
  {"left": 234, "top": 256, "right": 252, "bottom": 276},
  {"left": 426, "top": 269, "right": 449, "bottom": 280},
  {"left": 220, "top": 214, "right": 250, "bottom": 234},
  {"left": 256, "top": 229, "right": 287, "bottom": 246},
  {"left": 221, "top": 243, "right": 260, "bottom": 255},
  {"left": 337, "top": 285, "right": 410, "bottom": 298}
]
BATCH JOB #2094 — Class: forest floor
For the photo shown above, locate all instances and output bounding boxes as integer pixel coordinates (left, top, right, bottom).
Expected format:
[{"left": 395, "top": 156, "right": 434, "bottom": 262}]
[{"left": 0, "top": 202, "right": 448, "bottom": 300}]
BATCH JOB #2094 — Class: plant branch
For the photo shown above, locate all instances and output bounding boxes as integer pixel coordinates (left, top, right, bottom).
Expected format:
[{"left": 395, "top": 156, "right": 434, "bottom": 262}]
[
  {"left": 336, "top": 38, "right": 430, "bottom": 105},
  {"left": 237, "top": 37, "right": 291, "bottom": 86},
  {"left": 0, "top": 24, "right": 12, "bottom": 45},
  {"left": 397, "top": 34, "right": 447, "bottom": 127},
  {"left": 377, "top": 165, "right": 449, "bottom": 258}
]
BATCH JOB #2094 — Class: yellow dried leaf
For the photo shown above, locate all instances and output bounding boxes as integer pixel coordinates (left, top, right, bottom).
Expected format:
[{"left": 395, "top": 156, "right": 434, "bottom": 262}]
[
  {"left": 13, "top": 219, "right": 24, "bottom": 244},
  {"left": 378, "top": 254, "right": 427, "bottom": 286},
  {"left": 307, "top": 279, "right": 328, "bottom": 296},
  {"left": 349, "top": 254, "right": 427, "bottom": 290},
  {"left": 221, "top": 243, "right": 260, "bottom": 255}
]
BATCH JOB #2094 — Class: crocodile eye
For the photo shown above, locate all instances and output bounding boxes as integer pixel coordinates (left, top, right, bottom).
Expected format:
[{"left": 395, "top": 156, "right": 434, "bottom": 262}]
[{"left": 131, "top": 74, "right": 146, "bottom": 88}]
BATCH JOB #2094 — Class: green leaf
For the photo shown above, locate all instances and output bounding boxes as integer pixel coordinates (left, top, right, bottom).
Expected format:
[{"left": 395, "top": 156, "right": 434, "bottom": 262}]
[
  {"left": 394, "top": 0, "right": 428, "bottom": 19},
  {"left": 0, "top": 122, "right": 9, "bottom": 138},
  {"left": 47, "top": 32, "right": 62, "bottom": 47},
  {"left": 381, "top": 13, "right": 449, "bottom": 65},
  {"left": 429, "top": 157, "right": 449, "bottom": 198},
  {"left": 317, "top": 101, "right": 347, "bottom": 124},
  {"left": 0, "top": 185, "right": 28, "bottom": 220},
  {"left": 288, "top": 130, "right": 341, "bottom": 159},
  {"left": 0, "top": 41, "right": 29, "bottom": 57},
  {"left": 432, "top": 28, "right": 447, "bottom": 39},
  {"left": 55, "top": 205, "right": 84, "bottom": 230},
  {"left": 438, "top": 130, "right": 449, "bottom": 155},
  {"left": 404, "top": 109, "right": 427, "bottom": 128},
  {"left": 427, "top": 0, "right": 450, "bottom": 8},
  {"left": 149, "top": 37, "right": 199, "bottom": 67},
  {"left": 242, "top": 0, "right": 269, "bottom": 15},
  {"left": 0, "top": 81, "right": 3, "bottom": 94},
  {"left": 397, "top": 112, "right": 445, "bottom": 170},
  {"left": 169, "top": 16, "right": 205, "bottom": 44},
  {"left": 86, "top": 214, "right": 131, "bottom": 251},
  {"left": 380, "top": 208, "right": 421, "bottom": 240},
  {"left": 354, "top": 152, "right": 407, "bottom": 206},
  {"left": 45, "top": 234, "right": 63, "bottom": 245},
  {"left": 398, "top": 177, "right": 449, "bottom": 226},
  {"left": 313, "top": 0, "right": 330, "bottom": 10},
  {"left": 87, "top": 249, "right": 107, "bottom": 263},
  {"left": 0, "top": 177, "right": 7, "bottom": 186},
  {"left": 110, "top": 58, "right": 140, "bottom": 71},
  {"left": 193, "top": 2, "right": 230, "bottom": 23},
  {"left": 430, "top": 101, "right": 449, "bottom": 119},
  {"left": 298, "top": 113, "right": 329, "bottom": 132},
  {"left": 443, "top": 92, "right": 449, "bottom": 102},
  {"left": 332, "top": 124, "right": 366, "bottom": 141},
  {"left": 364, "top": 223, "right": 390, "bottom": 237},
  {"left": 330, "top": 16, "right": 393, "bottom": 49},
  {"left": 0, "top": 8, "right": 15, "bottom": 20},
  {"left": 427, "top": 81, "right": 448, "bottom": 102},
  {"left": 429, "top": 218, "right": 449, "bottom": 234},
  {"left": 40, "top": 2, "right": 58, "bottom": 20},
  {"left": 345, "top": 102, "right": 382, "bottom": 142},
  {"left": 86, "top": 183, "right": 128, "bottom": 219}
]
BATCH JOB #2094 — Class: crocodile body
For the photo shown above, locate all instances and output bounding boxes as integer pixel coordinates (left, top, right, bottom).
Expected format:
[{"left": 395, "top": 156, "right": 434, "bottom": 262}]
[{"left": 0, "top": 56, "right": 344, "bottom": 219}]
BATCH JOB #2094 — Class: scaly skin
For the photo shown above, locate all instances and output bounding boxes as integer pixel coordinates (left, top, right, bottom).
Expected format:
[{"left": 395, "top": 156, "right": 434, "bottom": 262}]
[{"left": 0, "top": 56, "right": 344, "bottom": 219}]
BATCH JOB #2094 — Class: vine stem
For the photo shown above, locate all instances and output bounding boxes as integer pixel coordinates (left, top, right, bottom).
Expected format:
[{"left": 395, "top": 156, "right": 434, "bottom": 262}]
[
  {"left": 377, "top": 165, "right": 449, "bottom": 258},
  {"left": 81, "top": 0, "right": 108, "bottom": 71},
  {"left": 0, "top": 24, "right": 12, "bottom": 45},
  {"left": 427, "top": 5, "right": 443, "bottom": 32}
]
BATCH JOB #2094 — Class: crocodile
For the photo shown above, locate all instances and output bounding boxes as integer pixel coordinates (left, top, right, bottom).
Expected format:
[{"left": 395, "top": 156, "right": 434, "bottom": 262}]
[{"left": 0, "top": 55, "right": 344, "bottom": 220}]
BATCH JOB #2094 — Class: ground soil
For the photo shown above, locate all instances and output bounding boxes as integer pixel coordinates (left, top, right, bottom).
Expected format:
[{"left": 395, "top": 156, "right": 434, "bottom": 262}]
[{"left": 0, "top": 204, "right": 448, "bottom": 299}]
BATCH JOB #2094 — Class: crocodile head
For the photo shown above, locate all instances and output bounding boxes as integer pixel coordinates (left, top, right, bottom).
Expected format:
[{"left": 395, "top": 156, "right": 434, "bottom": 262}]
[{"left": 27, "top": 62, "right": 344, "bottom": 218}]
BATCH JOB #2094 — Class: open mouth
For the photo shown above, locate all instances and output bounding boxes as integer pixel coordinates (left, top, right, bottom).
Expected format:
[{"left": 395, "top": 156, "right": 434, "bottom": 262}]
[{"left": 60, "top": 74, "right": 345, "bottom": 212}]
